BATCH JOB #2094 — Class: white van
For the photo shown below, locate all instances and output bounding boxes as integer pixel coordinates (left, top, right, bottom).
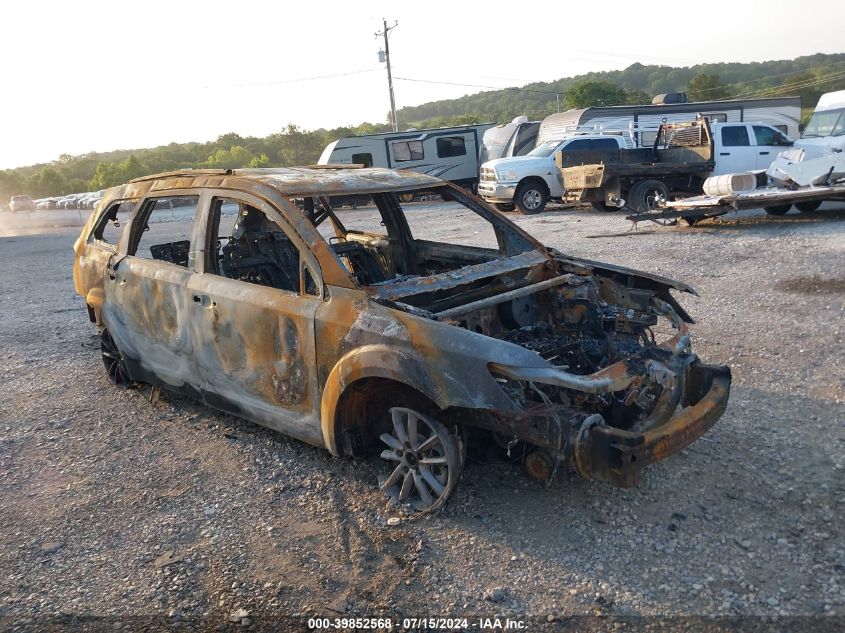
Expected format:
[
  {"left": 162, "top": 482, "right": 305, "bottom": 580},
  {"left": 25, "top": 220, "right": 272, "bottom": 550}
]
[{"left": 795, "top": 90, "right": 845, "bottom": 155}]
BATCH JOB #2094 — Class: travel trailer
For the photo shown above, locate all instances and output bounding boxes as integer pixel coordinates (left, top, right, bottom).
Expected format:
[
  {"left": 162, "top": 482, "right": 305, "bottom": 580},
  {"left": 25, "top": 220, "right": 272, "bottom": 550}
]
[
  {"left": 318, "top": 124, "right": 495, "bottom": 191},
  {"left": 479, "top": 116, "right": 541, "bottom": 164},
  {"left": 537, "top": 96, "right": 801, "bottom": 147}
]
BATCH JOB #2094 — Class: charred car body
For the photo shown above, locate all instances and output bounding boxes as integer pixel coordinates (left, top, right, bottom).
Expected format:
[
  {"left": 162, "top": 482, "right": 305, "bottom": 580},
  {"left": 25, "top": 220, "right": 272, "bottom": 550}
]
[{"left": 73, "top": 167, "right": 730, "bottom": 512}]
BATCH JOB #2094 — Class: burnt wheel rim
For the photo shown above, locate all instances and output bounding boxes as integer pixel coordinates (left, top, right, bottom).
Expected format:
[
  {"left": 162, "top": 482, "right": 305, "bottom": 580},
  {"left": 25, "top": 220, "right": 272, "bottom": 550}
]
[
  {"left": 379, "top": 407, "right": 460, "bottom": 512},
  {"left": 101, "top": 329, "right": 131, "bottom": 388}
]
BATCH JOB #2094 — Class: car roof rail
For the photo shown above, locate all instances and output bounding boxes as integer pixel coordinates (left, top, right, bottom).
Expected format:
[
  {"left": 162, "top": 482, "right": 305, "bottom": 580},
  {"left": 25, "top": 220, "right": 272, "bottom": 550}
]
[{"left": 129, "top": 169, "right": 235, "bottom": 183}]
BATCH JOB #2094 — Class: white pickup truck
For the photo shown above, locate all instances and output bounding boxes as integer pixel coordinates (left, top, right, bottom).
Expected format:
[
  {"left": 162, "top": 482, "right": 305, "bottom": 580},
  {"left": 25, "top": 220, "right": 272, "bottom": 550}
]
[{"left": 478, "top": 122, "right": 793, "bottom": 214}]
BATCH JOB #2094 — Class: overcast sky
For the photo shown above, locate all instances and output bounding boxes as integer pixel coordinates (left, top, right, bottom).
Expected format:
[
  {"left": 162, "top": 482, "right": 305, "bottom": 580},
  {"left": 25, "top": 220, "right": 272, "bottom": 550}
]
[{"left": 1, "top": 0, "right": 843, "bottom": 169}]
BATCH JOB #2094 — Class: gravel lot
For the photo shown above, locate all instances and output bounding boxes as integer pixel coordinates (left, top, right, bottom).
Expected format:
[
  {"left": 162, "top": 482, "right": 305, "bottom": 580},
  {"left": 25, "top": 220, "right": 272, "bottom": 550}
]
[{"left": 1, "top": 202, "right": 843, "bottom": 631}]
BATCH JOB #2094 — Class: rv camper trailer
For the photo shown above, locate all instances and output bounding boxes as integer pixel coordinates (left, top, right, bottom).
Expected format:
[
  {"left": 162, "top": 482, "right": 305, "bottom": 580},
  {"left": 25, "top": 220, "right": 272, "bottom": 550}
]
[
  {"left": 479, "top": 116, "right": 541, "bottom": 164},
  {"left": 537, "top": 96, "right": 801, "bottom": 147},
  {"left": 318, "top": 124, "right": 495, "bottom": 192}
]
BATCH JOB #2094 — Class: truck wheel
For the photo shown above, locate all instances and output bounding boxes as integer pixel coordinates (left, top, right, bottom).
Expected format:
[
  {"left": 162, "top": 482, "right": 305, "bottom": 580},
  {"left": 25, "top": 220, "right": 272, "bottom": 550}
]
[
  {"left": 795, "top": 200, "right": 821, "bottom": 213},
  {"left": 629, "top": 180, "right": 670, "bottom": 213},
  {"left": 764, "top": 204, "right": 792, "bottom": 215},
  {"left": 399, "top": 193, "right": 415, "bottom": 203},
  {"left": 591, "top": 202, "right": 618, "bottom": 212},
  {"left": 514, "top": 181, "right": 548, "bottom": 215},
  {"left": 492, "top": 202, "right": 515, "bottom": 212}
]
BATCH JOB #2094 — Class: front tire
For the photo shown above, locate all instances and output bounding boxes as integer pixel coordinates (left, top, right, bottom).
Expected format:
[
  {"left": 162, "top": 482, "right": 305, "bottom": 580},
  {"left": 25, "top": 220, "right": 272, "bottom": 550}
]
[
  {"left": 379, "top": 407, "right": 463, "bottom": 513},
  {"left": 764, "top": 204, "right": 792, "bottom": 215},
  {"left": 514, "top": 181, "right": 548, "bottom": 215}
]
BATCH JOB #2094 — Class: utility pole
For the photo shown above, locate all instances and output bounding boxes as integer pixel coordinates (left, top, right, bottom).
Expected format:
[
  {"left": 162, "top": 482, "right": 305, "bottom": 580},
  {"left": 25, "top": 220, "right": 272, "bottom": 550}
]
[{"left": 376, "top": 19, "right": 399, "bottom": 132}]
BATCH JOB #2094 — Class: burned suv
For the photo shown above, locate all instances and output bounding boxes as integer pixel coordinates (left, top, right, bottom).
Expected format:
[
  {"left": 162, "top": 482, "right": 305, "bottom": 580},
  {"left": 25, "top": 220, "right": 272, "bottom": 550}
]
[{"left": 73, "top": 167, "right": 730, "bottom": 512}]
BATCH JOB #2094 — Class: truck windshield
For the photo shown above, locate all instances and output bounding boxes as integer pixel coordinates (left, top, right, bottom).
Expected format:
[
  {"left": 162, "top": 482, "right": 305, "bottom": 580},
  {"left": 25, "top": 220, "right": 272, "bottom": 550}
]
[
  {"left": 802, "top": 108, "right": 845, "bottom": 138},
  {"left": 527, "top": 140, "right": 563, "bottom": 157}
]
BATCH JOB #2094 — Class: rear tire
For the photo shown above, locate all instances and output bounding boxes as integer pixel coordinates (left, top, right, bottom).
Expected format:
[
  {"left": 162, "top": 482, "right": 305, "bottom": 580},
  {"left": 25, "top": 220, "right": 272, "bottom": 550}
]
[
  {"left": 101, "top": 329, "right": 133, "bottom": 388},
  {"left": 628, "top": 180, "right": 670, "bottom": 213},
  {"left": 795, "top": 200, "right": 822, "bottom": 213},
  {"left": 591, "top": 201, "right": 619, "bottom": 212},
  {"left": 492, "top": 202, "right": 515, "bottom": 212},
  {"left": 764, "top": 204, "right": 792, "bottom": 215},
  {"left": 514, "top": 181, "right": 548, "bottom": 215},
  {"left": 399, "top": 193, "right": 415, "bottom": 203}
]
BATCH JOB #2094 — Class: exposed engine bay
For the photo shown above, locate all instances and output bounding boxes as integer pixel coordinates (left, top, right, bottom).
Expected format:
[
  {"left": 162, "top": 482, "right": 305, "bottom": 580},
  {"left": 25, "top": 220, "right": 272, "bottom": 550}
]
[{"left": 392, "top": 265, "right": 678, "bottom": 433}]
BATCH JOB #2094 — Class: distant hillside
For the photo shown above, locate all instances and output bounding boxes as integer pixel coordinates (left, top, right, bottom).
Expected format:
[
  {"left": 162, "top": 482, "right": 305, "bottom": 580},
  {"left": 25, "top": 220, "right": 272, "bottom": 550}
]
[
  {"left": 398, "top": 53, "right": 845, "bottom": 126},
  {"left": 3, "top": 53, "right": 844, "bottom": 201}
]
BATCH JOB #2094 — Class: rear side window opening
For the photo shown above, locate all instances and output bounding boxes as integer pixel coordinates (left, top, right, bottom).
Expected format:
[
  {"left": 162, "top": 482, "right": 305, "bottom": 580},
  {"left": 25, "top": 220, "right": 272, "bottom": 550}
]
[
  {"left": 207, "top": 197, "right": 304, "bottom": 295},
  {"left": 436, "top": 136, "right": 467, "bottom": 158},
  {"left": 392, "top": 140, "right": 424, "bottom": 162},
  {"left": 131, "top": 196, "right": 199, "bottom": 267},
  {"left": 91, "top": 199, "right": 137, "bottom": 245},
  {"left": 351, "top": 152, "right": 373, "bottom": 168},
  {"left": 721, "top": 125, "right": 750, "bottom": 147}
]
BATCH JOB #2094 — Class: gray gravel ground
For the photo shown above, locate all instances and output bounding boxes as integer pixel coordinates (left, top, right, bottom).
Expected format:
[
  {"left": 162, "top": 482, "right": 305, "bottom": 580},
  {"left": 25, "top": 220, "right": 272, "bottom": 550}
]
[{"left": 0, "top": 202, "right": 843, "bottom": 631}]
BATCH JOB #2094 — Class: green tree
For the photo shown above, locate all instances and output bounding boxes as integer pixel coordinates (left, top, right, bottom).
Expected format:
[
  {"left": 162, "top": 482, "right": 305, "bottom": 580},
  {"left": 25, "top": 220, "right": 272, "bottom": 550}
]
[
  {"left": 247, "top": 153, "right": 270, "bottom": 168},
  {"left": 624, "top": 88, "right": 652, "bottom": 105},
  {"left": 205, "top": 146, "right": 254, "bottom": 168},
  {"left": 89, "top": 154, "right": 149, "bottom": 190},
  {"left": 277, "top": 124, "right": 322, "bottom": 166},
  {"left": 214, "top": 132, "right": 245, "bottom": 149},
  {"left": 354, "top": 122, "right": 388, "bottom": 135},
  {"left": 687, "top": 73, "right": 730, "bottom": 101},
  {"left": 0, "top": 170, "right": 25, "bottom": 202},
  {"left": 32, "top": 167, "right": 66, "bottom": 197},
  {"left": 564, "top": 80, "right": 627, "bottom": 109},
  {"left": 121, "top": 155, "right": 148, "bottom": 181},
  {"left": 89, "top": 161, "right": 120, "bottom": 190}
]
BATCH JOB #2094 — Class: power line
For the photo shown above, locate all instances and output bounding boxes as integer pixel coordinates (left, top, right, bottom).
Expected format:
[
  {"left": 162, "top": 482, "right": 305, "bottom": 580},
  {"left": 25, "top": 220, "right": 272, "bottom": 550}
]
[
  {"left": 204, "top": 68, "right": 379, "bottom": 90},
  {"left": 394, "top": 76, "right": 563, "bottom": 96},
  {"left": 727, "top": 69, "right": 845, "bottom": 100},
  {"left": 688, "top": 64, "right": 845, "bottom": 97}
]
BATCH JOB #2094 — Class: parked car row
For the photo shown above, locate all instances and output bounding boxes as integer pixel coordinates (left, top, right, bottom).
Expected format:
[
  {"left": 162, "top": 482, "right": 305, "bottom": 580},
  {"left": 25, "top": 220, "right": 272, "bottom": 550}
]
[{"left": 5, "top": 191, "right": 106, "bottom": 212}]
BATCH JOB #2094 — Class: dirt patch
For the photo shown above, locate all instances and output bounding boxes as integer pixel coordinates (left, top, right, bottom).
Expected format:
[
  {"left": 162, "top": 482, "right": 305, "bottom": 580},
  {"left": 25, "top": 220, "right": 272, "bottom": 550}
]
[{"left": 777, "top": 275, "right": 845, "bottom": 295}]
